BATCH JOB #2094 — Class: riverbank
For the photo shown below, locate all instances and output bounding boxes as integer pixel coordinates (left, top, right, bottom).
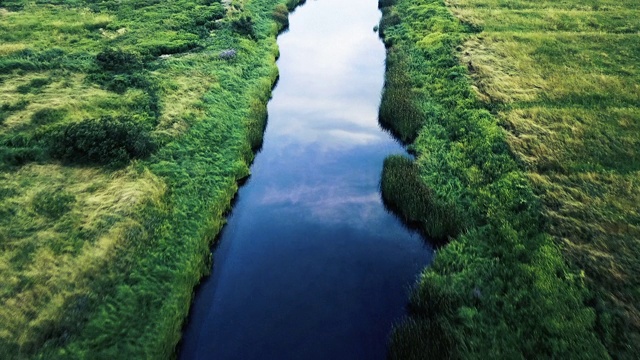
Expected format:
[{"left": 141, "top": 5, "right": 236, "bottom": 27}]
[
  {"left": 179, "top": 1, "right": 434, "bottom": 356},
  {"left": 377, "top": 0, "right": 638, "bottom": 357},
  {"left": 0, "top": 0, "right": 299, "bottom": 358}
]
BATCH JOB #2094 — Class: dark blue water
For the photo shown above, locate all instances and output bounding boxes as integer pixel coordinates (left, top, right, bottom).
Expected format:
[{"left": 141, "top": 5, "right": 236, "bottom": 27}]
[{"left": 179, "top": 0, "right": 433, "bottom": 358}]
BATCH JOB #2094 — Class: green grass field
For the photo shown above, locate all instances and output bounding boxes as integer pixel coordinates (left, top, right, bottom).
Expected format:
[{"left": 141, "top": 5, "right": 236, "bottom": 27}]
[
  {"left": 0, "top": 0, "right": 298, "bottom": 358},
  {"left": 452, "top": 0, "right": 640, "bottom": 356},
  {"left": 378, "top": 0, "right": 639, "bottom": 358}
]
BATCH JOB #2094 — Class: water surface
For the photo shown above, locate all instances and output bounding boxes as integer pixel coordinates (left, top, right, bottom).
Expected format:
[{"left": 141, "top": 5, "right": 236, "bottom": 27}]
[{"left": 179, "top": 0, "right": 433, "bottom": 358}]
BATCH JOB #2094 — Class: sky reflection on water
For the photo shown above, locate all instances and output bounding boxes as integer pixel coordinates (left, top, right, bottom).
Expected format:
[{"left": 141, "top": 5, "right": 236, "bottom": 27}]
[{"left": 179, "top": 0, "right": 433, "bottom": 358}]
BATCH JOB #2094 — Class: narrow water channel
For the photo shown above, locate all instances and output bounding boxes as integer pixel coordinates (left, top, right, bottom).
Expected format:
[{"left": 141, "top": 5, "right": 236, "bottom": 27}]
[{"left": 179, "top": 0, "right": 433, "bottom": 358}]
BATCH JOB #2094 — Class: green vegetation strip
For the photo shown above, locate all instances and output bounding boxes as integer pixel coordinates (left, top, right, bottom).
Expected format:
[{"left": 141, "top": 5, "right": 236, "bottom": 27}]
[
  {"left": 0, "top": 0, "right": 299, "bottom": 358},
  {"left": 378, "top": 0, "right": 609, "bottom": 357},
  {"left": 451, "top": 0, "right": 640, "bottom": 357}
]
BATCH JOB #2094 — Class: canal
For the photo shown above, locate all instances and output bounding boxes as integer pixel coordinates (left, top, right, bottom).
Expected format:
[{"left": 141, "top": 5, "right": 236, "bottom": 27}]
[{"left": 179, "top": 0, "right": 433, "bottom": 358}]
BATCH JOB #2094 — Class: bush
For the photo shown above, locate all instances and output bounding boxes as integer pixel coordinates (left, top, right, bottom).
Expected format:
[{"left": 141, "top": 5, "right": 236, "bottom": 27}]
[
  {"left": 0, "top": 48, "right": 74, "bottom": 72},
  {"left": 231, "top": 16, "right": 256, "bottom": 39},
  {"left": 378, "top": 0, "right": 396, "bottom": 8},
  {"left": 96, "top": 48, "right": 143, "bottom": 72},
  {"left": 286, "top": 0, "right": 304, "bottom": 11},
  {"left": 90, "top": 72, "right": 153, "bottom": 93},
  {"left": 0, "top": 146, "right": 43, "bottom": 168},
  {"left": 50, "top": 115, "right": 156, "bottom": 166},
  {"left": 193, "top": 4, "right": 225, "bottom": 30},
  {"left": 378, "top": 8, "right": 401, "bottom": 42},
  {"left": 142, "top": 40, "right": 199, "bottom": 57},
  {"left": 31, "top": 108, "right": 67, "bottom": 125}
]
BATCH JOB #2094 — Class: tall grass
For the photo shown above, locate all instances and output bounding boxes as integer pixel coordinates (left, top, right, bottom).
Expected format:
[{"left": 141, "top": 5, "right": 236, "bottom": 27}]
[
  {"left": 450, "top": 0, "right": 640, "bottom": 356},
  {"left": 378, "top": 50, "right": 424, "bottom": 144},
  {"left": 378, "top": 0, "right": 612, "bottom": 357},
  {"left": 381, "top": 155, "right": 464, "bottom": 241},
  {"left": 0, "top": 0, "right": 302, "bottom": 358}
]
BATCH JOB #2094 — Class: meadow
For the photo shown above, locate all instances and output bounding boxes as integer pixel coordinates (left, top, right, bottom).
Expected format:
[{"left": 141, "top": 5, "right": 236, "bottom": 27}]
[
  {"left": 0, "top": 0, "right": 298, "bottom": 358},
  {"left": 378, "top": 0, "right": 638, "bottom": 358}
]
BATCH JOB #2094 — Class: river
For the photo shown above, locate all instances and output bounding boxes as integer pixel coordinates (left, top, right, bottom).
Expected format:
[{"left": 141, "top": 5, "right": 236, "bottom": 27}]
[{"left": 179, "top": 0, "right": 433, "bottom": 358}]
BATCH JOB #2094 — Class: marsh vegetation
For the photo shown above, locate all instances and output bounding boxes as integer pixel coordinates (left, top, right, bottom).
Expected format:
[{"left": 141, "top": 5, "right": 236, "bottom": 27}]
[
  {"left": 0, "top": 0, "right": 297, "bottom": 358},
  {"left": 379, "top": 0, "right": 639, "bottom": 358}
]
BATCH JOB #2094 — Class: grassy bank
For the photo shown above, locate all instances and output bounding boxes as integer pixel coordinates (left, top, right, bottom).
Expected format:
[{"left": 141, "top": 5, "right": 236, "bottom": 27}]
[
  {"left": 451, "top": 0, "right": 640, "bottom": 356},
  {"left": 377, "top": 0, "right": 638, "bottom": 357},
  {"left": 0, "top": 0, "right": 299, "bottom": 358}
]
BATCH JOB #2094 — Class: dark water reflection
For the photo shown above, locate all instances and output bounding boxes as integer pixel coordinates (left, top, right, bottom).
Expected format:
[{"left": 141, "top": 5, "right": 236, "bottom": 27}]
[{"left": 179, "top": 0, "right": 433, "bottom": 358}]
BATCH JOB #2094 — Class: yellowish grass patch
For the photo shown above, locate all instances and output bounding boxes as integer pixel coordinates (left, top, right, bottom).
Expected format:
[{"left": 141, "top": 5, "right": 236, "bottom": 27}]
[
  {"left": 153, "top": 69, "right": 217, "bottom": 139},
  {"left": 451, "top": 0, "right": 640, "bottom": 354},
  {"left": 0, "top": 163, "right": 165, "bottom": 352}
]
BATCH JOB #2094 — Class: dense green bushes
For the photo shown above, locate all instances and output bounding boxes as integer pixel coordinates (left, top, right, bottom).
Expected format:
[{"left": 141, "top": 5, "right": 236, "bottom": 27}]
[
  {"left": 0, "top": 48, "right": 82, "bottom": 73},
  {"left": 95, "top": 48, "right": 143, "bottom": 72},
  {"left": 192, "top": 3, "right": 225, "bottom": 32},
  {"left": 30, "top": 108, "right": 66, "bottom": 125},
  {"left": 50, "top": 116, "right": 155, "bottom": 166},
  {"left": 232, "top": 15, "right": 257, "bottom": 39},
  {"left": 0, "top": 146, "right": 43, "bottom": 168}
]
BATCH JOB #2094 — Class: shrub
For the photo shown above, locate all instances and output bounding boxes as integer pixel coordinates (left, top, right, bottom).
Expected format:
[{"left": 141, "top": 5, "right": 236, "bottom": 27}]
[
  {"left": 231, "top": 16, "right": 256, "bottom": 39},
  {"left": 0, "top": 146, "right": 43, "bottom": 167},
  {"left": 31, "top": 108, "right": 67, "bottom": 125},
  {"left": 378, "top": 0, "right": 396, "bottom": 8},
  {"left": 108, "top": 73, "right": 152, "bottom": 93},
  {"left": 193, "top": 4, "right": 225, "bottom": 30},
  {"left": 0, "top": 48, "right": 72, "bottom": 72},
  {"left": 286, "top": 0, "right": 304, "bottom": 11},
  {"left": 50, "top": 115, "right": 156, "bottom": 166},
  {"left": 95, "top": 48, "right": 143, "bottom": 72},
  {"left": 378, "top": 8, "right": 401, "bottom": 42},
  {"left": 143, "top": 40, "right": 199, "bottom": 57}
]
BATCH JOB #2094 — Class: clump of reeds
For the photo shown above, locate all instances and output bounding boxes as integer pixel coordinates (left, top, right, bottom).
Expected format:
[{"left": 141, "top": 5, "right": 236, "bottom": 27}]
[
  {"left": 378, "top": 52, "right": 424, "bottom": 144},
  {"left": 272, "top": 4, "right": 289, "bottom": 31},
  {"left": 381, "top": 155, "right": 465, "bottom": 241}
]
